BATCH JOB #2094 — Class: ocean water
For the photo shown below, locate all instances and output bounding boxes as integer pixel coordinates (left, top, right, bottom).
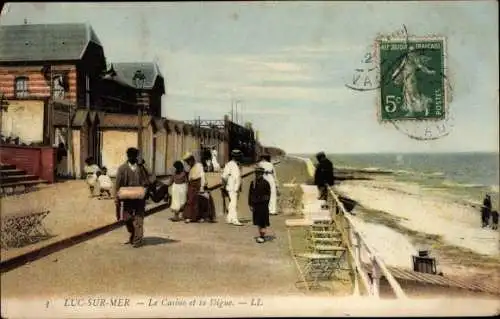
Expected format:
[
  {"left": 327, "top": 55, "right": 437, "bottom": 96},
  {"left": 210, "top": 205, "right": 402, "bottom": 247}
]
[{"left": 292, "top": 152, "right": 499, "bottom": 206}]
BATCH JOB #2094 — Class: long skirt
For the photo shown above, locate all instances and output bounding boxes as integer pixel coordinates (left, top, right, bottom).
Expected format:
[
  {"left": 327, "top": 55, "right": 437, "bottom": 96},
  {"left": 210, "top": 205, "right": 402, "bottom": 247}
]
[
  {"left": 184, "top": 179, "right": 202, "bottom": 221},
  {"left": 170, "top": 182, "right": 187, "bottom": 212},
  {"left": 199, "top": 192, "right": 216, "bottom": 221},
  {"left": 252, "top": 203, "right": 270, "bottom": 228}
]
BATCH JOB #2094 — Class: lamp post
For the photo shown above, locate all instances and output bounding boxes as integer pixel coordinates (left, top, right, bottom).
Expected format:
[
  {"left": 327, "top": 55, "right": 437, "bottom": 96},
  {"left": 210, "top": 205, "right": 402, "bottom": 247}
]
[{"left": 133, "top": 70, "right": 146, "bottom": 153}]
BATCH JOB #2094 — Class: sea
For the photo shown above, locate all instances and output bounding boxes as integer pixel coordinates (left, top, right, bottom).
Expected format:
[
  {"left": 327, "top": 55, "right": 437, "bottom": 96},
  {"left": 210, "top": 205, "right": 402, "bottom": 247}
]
[{"left": 292, "top": 152, "right": 499, "bottom": 207}]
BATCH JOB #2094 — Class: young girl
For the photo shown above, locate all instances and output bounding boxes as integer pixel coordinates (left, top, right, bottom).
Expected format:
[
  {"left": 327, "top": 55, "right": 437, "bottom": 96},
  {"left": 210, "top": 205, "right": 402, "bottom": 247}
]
[
  {"left": 97, "top": 166, "right": 113, "bottom": 198},
  {"left": 248, "top": 166, "right": 271, "bottom": 243},
  {"left": 170, "top": 161, "right": 188, "bottom": 222},
  {"left": 84, "top": 157, "right": 100, "bottom": 197}
]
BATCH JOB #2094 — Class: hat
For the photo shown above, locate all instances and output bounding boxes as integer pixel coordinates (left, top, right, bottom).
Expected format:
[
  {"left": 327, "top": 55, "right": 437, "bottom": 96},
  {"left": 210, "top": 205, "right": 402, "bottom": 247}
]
[
  {"left": 183, "top": 152, "right": 193, "bottom": 160},
  {"left": 255, "top": 166, "right": 265, "bottom": 173},
  {"left": 231, "top": 149, "right": 243, "bottom": 157}
]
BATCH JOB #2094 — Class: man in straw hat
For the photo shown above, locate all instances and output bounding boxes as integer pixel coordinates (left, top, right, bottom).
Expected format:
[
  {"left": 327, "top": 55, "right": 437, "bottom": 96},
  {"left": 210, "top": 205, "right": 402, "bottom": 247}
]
[
  {"left": 221, "top": 149, "right": 244, "bottom": 226},
  {"left": 115, "top": 147, "right": 150, "bottom": 248},
  {"left": 183, "top": 152, "right": 206, "bottom": 223}
]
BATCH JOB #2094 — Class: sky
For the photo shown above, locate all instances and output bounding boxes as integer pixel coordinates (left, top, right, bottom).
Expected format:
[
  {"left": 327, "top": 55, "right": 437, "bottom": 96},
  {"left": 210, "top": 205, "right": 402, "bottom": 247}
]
[{"left": 1, "top": 1, "right": 498, "bottom": 154}]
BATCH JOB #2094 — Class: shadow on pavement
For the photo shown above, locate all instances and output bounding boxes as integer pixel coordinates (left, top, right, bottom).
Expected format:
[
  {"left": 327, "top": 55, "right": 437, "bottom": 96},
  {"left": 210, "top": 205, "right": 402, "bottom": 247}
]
[{"left": 141, "top": 236, "right": 180, "bottom": 246}]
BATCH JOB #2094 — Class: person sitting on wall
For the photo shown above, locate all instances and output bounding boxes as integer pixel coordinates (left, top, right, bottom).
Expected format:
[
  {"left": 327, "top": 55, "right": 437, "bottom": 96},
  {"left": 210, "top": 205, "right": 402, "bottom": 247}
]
[{"left": 314, "top": 152, "right": 334, "bottom": 204}]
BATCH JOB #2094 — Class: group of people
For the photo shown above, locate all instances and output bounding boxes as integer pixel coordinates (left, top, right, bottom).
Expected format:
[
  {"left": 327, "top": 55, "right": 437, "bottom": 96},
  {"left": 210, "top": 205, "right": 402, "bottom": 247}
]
[
  {"left": 112, "top": 146, "right": 280, "bottom": 247},
  {"left": 480, "top": 194, "right": 498, "bottom": 230},
  {"left": 201, "top": 145, "right": 221, "bottom": 173},
  {"left": 84, "top": 156, "right": 113, "bottom": 198}
]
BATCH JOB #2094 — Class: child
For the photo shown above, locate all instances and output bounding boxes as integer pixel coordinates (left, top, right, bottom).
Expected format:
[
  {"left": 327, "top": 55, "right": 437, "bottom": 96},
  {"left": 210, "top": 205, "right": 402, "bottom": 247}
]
[
  {"left": 169, "top": 161, "right": 188, "bottom": 222},
  {"left": 248, "top": 166, "right": 271, "bottom": 243},
  {"left": 97, "top": 167, "right": 113, "bottom": 198},
  {"left": 84, "top": 157, "right": 100, "bottom": 197},
  {"left": 491, "top": 210, "right": 498, "bottom": 230}
]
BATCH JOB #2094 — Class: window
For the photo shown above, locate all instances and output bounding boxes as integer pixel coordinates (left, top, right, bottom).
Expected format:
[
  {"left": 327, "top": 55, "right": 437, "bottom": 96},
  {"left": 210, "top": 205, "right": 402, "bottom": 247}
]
[
  {"left": 14, "top": 77, "right": 29, "bottom": 98},
  {"left": 85, "top": 74, "right": 90, "bottom": 108},
  {"left": 53, "top": 75, "right": 65, "bottom": 99}
]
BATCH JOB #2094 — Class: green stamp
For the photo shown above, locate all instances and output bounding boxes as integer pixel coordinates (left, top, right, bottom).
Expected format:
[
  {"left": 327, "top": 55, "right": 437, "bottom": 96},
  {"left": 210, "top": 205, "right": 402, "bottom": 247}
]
[{"left": 378, "top": 37, "right": 446, "bottom": 121}]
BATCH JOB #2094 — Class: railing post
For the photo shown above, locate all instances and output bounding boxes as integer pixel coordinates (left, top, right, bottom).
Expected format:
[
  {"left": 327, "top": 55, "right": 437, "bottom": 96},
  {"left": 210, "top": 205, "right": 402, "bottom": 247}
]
[
  {"left": 371, "top": 256, "right": 381, "bottom": 298},
  {"left": 354, "top": 232, "right": 364, "bottom": 294},
  {"left": 351, "top": 227, "right": 360, "bottom": 296}
]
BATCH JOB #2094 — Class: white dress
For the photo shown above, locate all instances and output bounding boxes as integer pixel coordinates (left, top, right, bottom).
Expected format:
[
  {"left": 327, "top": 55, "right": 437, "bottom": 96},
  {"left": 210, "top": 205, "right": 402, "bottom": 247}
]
[
  {"left": 259, "top": 160, "right": 278, "bottom": 215},
  {"left": 170, "top": 173, "right": 188, "bottom": 212},
  {"left": 211, "top": 149, "right": 220, "bottom": 172}
]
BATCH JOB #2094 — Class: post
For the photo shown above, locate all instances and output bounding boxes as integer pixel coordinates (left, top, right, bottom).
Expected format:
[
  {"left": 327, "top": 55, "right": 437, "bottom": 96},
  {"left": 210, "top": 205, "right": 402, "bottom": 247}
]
[
  {"left": 49, "top": 65, "right": 55, "bottom": 146},
  {"left": 371, "top": 256, "right": 381, "bottom": 298},
  {"left": 137, "top": 99, "right": 143, "bottom": 152},
  {"left": 350, "top": 227, "right": 360, "bottom": 296}
]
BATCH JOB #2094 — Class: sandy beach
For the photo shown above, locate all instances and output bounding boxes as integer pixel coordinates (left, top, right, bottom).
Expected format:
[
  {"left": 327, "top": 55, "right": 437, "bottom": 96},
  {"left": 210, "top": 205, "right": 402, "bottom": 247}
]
[{"left": 334, "top": 175, "right": 500, "bottom": 286}]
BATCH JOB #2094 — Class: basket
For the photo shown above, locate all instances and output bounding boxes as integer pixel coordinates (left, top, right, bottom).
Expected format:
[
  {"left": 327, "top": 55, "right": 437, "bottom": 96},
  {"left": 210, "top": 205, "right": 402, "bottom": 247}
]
[{"left": 117, "top": 186, "right": 146, "bottom": 200}]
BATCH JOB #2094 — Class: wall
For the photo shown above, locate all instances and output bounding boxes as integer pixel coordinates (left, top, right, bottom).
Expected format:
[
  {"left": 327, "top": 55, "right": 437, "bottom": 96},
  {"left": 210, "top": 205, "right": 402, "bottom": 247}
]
[
  {"left": 141, "top": 124, "right": 154, "bottom": 172},
  {"left": 0, "top": 145, "right": 56, "bottom": 183},
  {"left": 154, "top": 131, "right": 167, "bottom": 176},
  {"left": 0, "top": 65, "right": 77, "bottom": 103},
  {"left": 1, "top": 99, "right": 45, "bottom": 143},
  {"left": 72, "top": 130, "right": 81, "bottom": 178},
  {"left": 101, "top": 130, "right": 137, "bottom": 177}
]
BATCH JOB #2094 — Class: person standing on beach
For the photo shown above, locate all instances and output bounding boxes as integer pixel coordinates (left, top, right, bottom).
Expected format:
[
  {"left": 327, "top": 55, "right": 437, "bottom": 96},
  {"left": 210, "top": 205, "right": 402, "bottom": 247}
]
[
  {"left": 258, "top": 154, "right": 279, "bottom": 215},
  {"left": 314, "top": 152, "right": 334, "bottom": 202},
  {"left": 222, "top": 149, "right": 243, "bottom": 226},
  {"left": 481, "top": 194, "right": 492, "bottom": 228},
  {"left": 115, "top": 147, "right": 149, "bottom": 248},
  {"left": 248, "top": 166, "right": 271, "bottom": 243}
]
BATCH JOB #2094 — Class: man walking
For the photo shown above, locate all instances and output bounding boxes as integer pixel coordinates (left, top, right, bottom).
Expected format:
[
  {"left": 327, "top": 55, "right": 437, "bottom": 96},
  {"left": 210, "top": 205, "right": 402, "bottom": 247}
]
[
  {"left": 258, "top": 154, "right": 279, "bottom": 215},
  {"left": 314, "top": 152, "right": 334, "bottom": 203},
  {"left": 115, "top": 147, "right": 150, "bottom": 248},
  {"left": 222, "top": 149, "right": 243, "bottom": 226}
]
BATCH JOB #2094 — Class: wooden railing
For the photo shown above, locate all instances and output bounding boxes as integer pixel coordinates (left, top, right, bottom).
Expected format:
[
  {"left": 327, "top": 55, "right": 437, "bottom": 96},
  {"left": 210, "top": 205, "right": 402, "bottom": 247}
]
[
  {"left": 301, "top": 156, "right": 406, "bottom": 299},
  {"left": 327, "top": 186, "right": 408, "bottom": 299}
]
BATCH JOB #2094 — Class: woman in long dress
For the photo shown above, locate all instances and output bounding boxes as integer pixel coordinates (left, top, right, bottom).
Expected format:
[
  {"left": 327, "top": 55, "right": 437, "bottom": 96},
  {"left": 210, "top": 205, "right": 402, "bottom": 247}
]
[{"left": 169, "top": 161, "right": 188, "bottom": 222}]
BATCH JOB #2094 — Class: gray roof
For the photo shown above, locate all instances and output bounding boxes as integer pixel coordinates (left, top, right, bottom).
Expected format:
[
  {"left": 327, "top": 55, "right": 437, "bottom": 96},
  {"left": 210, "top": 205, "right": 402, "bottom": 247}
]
[
  {"left": 0, "top": 23, "right": 103, "bottom": 62},
  {"left": 109, "top": 62, "right": 164, "bottom": 91}
]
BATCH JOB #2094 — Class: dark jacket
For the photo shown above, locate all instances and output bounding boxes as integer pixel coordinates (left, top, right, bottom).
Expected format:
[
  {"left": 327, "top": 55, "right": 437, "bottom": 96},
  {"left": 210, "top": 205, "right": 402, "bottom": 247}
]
[
  {"left": 248, "top": 178, "right": 271, "bottom": 207},
  {"left": 314, "top": 158, "right": 334, "bottom": 186}
]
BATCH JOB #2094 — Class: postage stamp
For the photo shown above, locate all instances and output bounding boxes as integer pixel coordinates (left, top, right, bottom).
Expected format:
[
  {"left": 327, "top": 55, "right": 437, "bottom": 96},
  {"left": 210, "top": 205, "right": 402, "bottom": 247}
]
[{"left": 377, "top": 36, "right": 447, "bottom": 121}]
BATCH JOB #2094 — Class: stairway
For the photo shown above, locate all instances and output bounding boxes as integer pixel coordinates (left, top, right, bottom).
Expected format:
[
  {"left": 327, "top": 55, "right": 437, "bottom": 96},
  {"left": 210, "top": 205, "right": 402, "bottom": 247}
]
[{"left": 0, "top": 162, "right": 48, "bottom": 195}]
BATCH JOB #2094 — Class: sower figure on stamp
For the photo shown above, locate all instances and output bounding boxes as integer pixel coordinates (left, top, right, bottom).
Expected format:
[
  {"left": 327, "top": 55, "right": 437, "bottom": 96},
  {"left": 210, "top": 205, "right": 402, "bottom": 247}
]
[
  {"left": 222, "top": 149, "right": 243, "bottom": 226},
  {"left": 249, "top": 166, "right": 271, "bottom": 244},
  {"left": 314, "top": 152, "right": 334, "bottom": 207},
  {"left": 115, "top": 147, "right": 150, "bottom": 248}
]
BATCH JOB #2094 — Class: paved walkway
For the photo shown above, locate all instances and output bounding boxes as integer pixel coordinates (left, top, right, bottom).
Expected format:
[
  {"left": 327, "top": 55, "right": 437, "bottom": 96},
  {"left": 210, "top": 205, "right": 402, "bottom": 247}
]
[
  {"left": 1, "top": 168, "right": 253, "bottom": 261},
  {"left": 1, "top": 159, "right": 314, "bottom": 298}
]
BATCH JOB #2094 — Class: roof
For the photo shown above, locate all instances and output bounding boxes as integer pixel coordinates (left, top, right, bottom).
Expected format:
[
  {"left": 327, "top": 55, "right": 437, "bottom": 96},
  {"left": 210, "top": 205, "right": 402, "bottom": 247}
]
[
  {"left": 72, "top": 110, "right": 90, "bottom": 127},
  {"left": 108, "top": 62, "right": 165, "bottom": 92},
  {"left": 0, "top": 23, "right": 103, "bottom": 62},
  {"left": 100, "top": 114, "right": 146, "bottom": 129}
]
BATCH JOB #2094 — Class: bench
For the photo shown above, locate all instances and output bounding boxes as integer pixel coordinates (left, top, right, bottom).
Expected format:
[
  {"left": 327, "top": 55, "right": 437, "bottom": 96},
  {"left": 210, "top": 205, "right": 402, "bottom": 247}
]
[{"left": 1, "top": 210, "right": 51, "bottom": 249}]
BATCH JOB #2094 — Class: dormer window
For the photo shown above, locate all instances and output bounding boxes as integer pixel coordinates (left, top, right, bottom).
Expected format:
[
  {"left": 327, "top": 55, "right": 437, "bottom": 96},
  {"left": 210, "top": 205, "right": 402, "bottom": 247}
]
[{"left": 14, "top": 76, "right": 29, "bottom": 98}]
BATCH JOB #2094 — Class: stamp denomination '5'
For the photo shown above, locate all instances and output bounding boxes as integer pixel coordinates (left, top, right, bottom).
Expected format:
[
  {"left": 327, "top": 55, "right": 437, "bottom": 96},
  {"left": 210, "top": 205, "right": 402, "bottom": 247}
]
[{"left": 378, "top": 38, "right": 446, "bottom": 121}]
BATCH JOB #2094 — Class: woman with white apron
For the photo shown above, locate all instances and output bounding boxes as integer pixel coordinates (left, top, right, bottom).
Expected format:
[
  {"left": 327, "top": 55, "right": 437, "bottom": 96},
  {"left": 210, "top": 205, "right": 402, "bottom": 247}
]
[{"left": 258, "top": 155, "right": 278, "bottom": 215}]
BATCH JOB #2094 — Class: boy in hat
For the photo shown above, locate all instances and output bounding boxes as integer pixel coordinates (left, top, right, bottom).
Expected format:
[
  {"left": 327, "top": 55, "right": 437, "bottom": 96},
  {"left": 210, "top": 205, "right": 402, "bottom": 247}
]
[
  {"left": 222, "top": 149, "right": 243, "bottom": 225},
  {"left": 249, "top": 166, "right": 271, "bottom": 243}
]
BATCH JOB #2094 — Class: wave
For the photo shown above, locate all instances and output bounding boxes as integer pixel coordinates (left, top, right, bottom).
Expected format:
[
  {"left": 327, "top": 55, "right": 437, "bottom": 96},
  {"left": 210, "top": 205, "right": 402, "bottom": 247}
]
[{"left": 441, "top": 180, "right": 489, "bottom": 189}]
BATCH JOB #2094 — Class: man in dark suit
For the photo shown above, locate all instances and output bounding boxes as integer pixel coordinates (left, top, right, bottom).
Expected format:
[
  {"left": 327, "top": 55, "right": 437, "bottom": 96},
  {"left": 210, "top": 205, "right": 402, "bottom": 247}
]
[{"left": 314, "top": 152, "right": 334, "bottom": 201}]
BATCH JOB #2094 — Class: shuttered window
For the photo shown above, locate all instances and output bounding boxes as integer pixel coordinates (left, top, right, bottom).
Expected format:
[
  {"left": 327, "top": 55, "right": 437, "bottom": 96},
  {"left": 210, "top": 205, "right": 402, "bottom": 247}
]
[{"left": 14, "top": 77, "right": 29, "bottom": 98}]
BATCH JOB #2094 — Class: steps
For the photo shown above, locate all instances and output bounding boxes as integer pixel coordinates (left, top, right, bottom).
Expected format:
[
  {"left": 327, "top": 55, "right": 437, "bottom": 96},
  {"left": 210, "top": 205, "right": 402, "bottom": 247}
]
[{"left": 0, "top": 162, "right": 48, "bottom": 194}]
